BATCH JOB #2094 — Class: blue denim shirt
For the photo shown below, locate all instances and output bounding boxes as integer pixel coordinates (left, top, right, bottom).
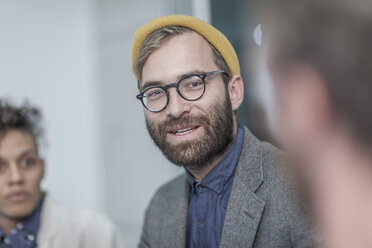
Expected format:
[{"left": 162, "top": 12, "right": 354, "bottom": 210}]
[
  {"left": 186, "top": 125, "right": 245, "bottom": 248},
  {"left": 0, "top": 193, "right": 45, "bottom": 248}
]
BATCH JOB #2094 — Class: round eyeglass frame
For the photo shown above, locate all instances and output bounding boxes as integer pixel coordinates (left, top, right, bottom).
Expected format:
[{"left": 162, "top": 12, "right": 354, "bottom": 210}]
[{"left": 136, "top": 70, "right": 228, "bottom": 113}]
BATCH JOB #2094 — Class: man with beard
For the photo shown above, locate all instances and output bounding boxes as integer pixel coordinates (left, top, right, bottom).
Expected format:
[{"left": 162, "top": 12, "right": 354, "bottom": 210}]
[{"left": 132, "top": 15, "right": 314, "bottom": 247}]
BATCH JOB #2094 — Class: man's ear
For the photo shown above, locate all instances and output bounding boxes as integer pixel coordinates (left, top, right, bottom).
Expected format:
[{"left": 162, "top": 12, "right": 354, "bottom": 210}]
[{"left": 227, "top": 74, "right": 244, "bottom": 111}]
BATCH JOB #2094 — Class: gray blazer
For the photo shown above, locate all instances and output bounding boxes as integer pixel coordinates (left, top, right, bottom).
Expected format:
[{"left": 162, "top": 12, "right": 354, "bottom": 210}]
[{"left": 139, "top": 127, "right": 314, "bottom": 247}]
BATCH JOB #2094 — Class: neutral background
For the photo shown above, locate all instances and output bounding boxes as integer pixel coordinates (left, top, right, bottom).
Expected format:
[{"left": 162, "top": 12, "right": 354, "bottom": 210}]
[{"left": 0, "top": 0, "right": 274, "bottom": 247}]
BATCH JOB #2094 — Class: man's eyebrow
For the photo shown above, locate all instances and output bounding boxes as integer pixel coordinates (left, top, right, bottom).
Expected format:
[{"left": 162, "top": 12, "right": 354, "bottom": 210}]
[
  {"left": 177, "top": 70, "right": 207, "bottom": 81},
  {"left": 19, "top": 148, "right": 37, "bottom": 157},
  {"left": 0, "top": 148, "right": 37, "bottom": 162},
  {"left": 141, "top": 70, "right": 208, "bottom": 91},
  {"left": 141, "top": 80, "right": 164, "bottom": 91}
]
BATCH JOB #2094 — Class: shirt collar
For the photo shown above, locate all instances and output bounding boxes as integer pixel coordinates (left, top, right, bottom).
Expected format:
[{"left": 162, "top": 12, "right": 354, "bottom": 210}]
[
  {"left": 22, "top": 192, "right": 45, "bottom": 235},
  {"left": 186, "top": 125, "right": 245, "bottom": 194}
]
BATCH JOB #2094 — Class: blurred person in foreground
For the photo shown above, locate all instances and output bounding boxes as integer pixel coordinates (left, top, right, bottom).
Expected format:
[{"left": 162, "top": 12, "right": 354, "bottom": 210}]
[
  {"left": 264, "top": 0, "right": 372, "bottom": 247},
  {"left": 132, "top": 15, "right": 314, "bottom": 247},
  {"left": 0, "top": 100, "right": 124, "bottom": 248}
]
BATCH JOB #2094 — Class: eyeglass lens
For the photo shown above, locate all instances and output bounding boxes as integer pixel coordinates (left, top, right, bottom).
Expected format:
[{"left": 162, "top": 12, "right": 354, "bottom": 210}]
[{"left": 142, "top": 75, "right": 205, "bottom": 112}]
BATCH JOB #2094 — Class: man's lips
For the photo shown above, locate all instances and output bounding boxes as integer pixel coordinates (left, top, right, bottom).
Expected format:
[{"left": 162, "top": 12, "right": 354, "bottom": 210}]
[
  {"left": 168, "top": 126, "right": 200, "bottom": 135},
  {"left": 6, "top": 191, "right": 30, "bottom": 203}
]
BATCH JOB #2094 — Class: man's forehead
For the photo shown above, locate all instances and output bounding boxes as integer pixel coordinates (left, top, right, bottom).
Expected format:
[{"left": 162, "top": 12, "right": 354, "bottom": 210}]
[{"left": 140, "top": 32, "right": 216, "bottom": 87}]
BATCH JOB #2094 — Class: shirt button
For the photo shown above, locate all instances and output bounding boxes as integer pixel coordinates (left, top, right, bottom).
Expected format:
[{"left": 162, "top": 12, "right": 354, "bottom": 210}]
[
  {"left": 201, "top": 221, "right": 206, "bottom": 227},
  {"left": 27, "top": 234, "right": 35, "bottom": 241},
  {"left": 197, "top": 184, "right": 204, "bottom": 190},
  {"left": 4, "top": 238, "right": 10, "bottom": 244}
]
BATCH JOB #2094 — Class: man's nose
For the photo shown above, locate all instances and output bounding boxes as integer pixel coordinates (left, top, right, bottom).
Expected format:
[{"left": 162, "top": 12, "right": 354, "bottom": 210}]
[
  {"left": 165, "top": 88, "right": 191, "bottom": 118},
  {"left": 8, "top": 164, "right": 24, "bottom": 185}
]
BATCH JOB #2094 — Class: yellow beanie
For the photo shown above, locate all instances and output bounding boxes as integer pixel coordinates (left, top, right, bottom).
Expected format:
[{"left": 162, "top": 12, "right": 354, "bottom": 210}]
[{"left": 131, "top": 15, "right": 240, "bottom": 79}]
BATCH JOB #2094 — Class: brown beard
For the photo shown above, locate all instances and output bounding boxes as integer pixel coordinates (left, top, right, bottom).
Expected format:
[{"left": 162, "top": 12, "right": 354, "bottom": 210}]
[{"left": 145, "top": 91, "right": 234, "bottom": 169}]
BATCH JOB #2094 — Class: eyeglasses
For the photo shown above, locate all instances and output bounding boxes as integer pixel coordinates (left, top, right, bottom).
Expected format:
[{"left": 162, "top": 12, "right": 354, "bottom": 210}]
[{"left": 136, "top": 70, "right": 228, "bottom": 113}]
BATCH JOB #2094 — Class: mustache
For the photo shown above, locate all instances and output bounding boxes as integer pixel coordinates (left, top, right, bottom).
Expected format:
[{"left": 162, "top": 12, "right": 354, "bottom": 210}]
[{"left": 158, "top": 115, "right": 210, "bottom": 132}]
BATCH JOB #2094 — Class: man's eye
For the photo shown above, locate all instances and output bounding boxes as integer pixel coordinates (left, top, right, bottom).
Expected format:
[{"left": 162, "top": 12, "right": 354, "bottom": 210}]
[
  {"left": 185, "top": 80, "right": 203, "bottom": 89},
  {"left": 20, "top": 158, "right": 37, "bottom": 169},
  {"left": 147, "top": 89, "right": 164, "bottom": 99}
]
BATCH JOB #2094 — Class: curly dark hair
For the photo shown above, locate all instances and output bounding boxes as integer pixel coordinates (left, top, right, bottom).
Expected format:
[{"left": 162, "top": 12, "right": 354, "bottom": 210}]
[{"left": 0, "top": 100, "right": 44, "bottom": 152}]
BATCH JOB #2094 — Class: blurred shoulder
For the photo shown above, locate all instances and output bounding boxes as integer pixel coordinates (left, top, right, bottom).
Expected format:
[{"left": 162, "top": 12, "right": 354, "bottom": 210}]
[
  {"left": 45, "top": 196, "right": 115, "bottom": 228},
  {"left": 39, "top": 194, "right": 124, "bottom": 248}
]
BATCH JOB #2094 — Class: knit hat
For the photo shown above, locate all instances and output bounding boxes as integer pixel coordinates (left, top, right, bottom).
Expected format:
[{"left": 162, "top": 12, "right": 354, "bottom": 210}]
[{"left": 131, "top": 15, "right": 240, "bottom": 79}]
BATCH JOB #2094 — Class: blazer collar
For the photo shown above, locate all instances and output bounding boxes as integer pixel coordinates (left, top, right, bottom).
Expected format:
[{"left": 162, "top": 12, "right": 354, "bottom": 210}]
[
  {"left": 235, "top": 127, "right": 264, "bottom": 192},
  {"left": 220, "top": 127, "right": 266, "bottom": 247},
  {"left": 160, "top": 178, "right": 189, "bottom": 248}
]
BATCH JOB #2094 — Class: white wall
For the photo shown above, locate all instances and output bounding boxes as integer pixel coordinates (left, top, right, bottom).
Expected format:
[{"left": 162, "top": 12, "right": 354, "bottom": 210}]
[{"left": 0, "top": 0, "right": 104, "bottom": 211}]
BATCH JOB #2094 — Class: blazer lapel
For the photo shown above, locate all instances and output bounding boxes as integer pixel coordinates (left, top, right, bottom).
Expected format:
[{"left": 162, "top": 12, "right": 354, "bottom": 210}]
[
  {"left": 220, "top": 128, "right": 266, "bottom": 247},
  {"left": 160, "top": 178, "right": 190, "bottom": 248}
]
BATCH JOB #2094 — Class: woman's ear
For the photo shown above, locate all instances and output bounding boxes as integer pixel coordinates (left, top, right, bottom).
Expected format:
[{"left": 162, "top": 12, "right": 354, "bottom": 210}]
[{"left": 227, "top": 74, "right": 244, "bottom": 111}]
